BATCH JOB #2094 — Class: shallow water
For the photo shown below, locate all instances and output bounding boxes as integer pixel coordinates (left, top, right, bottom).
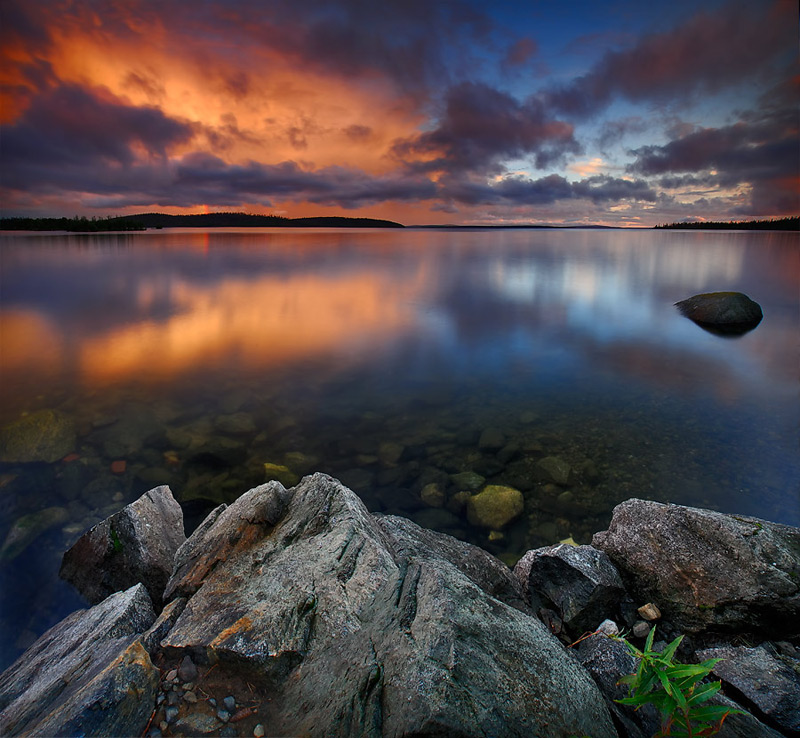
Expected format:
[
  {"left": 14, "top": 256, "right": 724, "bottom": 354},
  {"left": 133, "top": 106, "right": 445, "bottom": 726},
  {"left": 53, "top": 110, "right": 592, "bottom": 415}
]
[{"left": 0, "top": 227, "right": 798, "bottom": 668}]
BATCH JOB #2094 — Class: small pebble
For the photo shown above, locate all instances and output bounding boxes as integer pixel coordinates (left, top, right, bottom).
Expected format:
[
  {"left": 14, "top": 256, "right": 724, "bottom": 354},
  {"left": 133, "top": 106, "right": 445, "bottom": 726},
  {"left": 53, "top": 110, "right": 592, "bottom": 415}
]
[
  {"left": 167, "top": 690, "right": 181, "bottom": 706},
  {"left": 183, "top": 690, "right": 198, "bottom": 703},
  {"left": 156, "top": 694, "right": 165, "bottom": 705},
  {"left": 217, "top": 709, "right": 231, "bottom": 723},
  {"left": 254, "top": 725, "right": 266, "bottom": 738},
  {"left": 159, "top": 721, "right": 168, "bottom": 732},
  {"left": 147, "top": 730, "right": 163, "bottom": 738},
  {"left": 165, "top": 669, "right": 178, "bottom": 682},
  {"left": 220, "top": 727, "right": 238, "bottom": 738},
  {"left": 165, "top": 706, "right": 179, "bottom": 724},
  {"left": 223, "top": 695, "right": 236, "bottom": 712},
  {"left": 632, "top": 620, "right": 651, "bottom": 639},
  {"left": 183, "top": 681, "right": 194, "bottom": 691},
  {"left": 209, "top": 697, "right": 217, "bottom": 707}
]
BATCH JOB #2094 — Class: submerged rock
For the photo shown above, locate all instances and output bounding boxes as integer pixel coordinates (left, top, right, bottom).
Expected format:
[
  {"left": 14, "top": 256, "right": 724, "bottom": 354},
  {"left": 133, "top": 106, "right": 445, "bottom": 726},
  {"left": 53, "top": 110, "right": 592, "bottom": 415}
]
[
  {"left": 60, "top": 485, "right": 186, "bottom": 607},
  {"left": 263, "top": 462, "right": 300, "bottom": 488},
  {"left": 0, "top": 409, "right": 76, "bottom": 464},
  {"left": 466, "top": 484, "right": 524, "bottom": 529},
  {"left": 0, "top": 584, "right": 158, "bottom": 738},
  {"left": 535, "top": 456, "right": 574, "bottom": 486},
  {"left": 161, "top": 473, "right": 616, "bottom": 737},
  {"left": 0, "top": 506, "right": 69, "bottom": 562},
  {"left": 675, "top": 291, "right": 763, "bottom": 335},
  {"left": 593, "top": 499, "right": 800, "bottom": 637}
]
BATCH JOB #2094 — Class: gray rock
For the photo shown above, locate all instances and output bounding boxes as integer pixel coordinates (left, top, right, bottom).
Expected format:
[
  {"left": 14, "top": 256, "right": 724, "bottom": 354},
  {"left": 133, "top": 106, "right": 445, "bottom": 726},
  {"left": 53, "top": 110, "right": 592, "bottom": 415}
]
[
  {"left": 0, "top": 584, "right": 157, "bottom": 738},
  {"left": 713, "top": 693, "right": 785, "bottom": 738},
  {"left": 514, "top": 544, "right": 626, "bottom": 635},
  {"left": 450, "top": 470, "right": 485, "bottom": 491},
  {"left": 696, "top": 644, "right": 800, "bottom": 734},
  {"left": 0, "top": 409, "right": 76, "bottom": 464},
  {"left": 161, "top": 473, "right": 616, "bottom": 737},
  {"left": 60, "top": 485, "right": 186, "bottom": 607},
  {"left": 675, "top": 291, "right": 763, "bottom": 333},
  {"left": 141, "top": 597, "right": 187, "bottom": 654},
  {"left": 178, "top": 654, "right": 199, "bottom": 683},
  {"left": 592, "top": 499, "right": 800, "bottom": 637}
]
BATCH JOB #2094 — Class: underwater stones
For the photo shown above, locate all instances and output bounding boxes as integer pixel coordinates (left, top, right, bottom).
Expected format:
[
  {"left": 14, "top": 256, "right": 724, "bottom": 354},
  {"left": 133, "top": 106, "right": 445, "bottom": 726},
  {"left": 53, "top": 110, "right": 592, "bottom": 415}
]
[
  {"left": 675, "top": 291, "right": 763, "bottom": 335},
  {"left": 0, "top": 506, "right": 69, "bottom": 562},
  {"left": 535, "top": 456, "right": 574, "bottom": 486},
  {"left": 450, "top": 470, "right": 485, "bottom": 491},
  {"left": 378, "top": 441, "right": 405, "bottom": 465},
  {"left": 466, "top": 485, "right": 524, "bottom": 529},
  {"left": 420, "top": 482, "right": 445, "bottom": 508},
  {"left": 214, "top": 412, "right": 256, "bottom": 435},
  {"left": 0, "top": 409, "right": 76, "bottom": 464},
  {"left": 60, "top": 485, "right": 186, "bottom": 607},
  {"left": 478, "top": 427, "right": 506, "bottom": 451},
  {"left": 283, "top": 451, "right": 319, "bottom": 475},
  {"left": 263, "top": 462, "right": 299, "bottom": 488}
]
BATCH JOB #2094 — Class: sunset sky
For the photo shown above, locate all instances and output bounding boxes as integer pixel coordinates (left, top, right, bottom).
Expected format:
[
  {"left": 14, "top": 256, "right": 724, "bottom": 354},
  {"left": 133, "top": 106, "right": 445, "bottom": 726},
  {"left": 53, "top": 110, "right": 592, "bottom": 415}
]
[{"left": 1, "top": 0, "right": 797, "bottom": 226}]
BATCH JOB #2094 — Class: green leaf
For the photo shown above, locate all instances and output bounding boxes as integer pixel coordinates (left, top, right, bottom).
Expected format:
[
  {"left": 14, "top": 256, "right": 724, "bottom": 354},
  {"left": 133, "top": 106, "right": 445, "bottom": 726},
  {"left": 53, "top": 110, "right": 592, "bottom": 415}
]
[
  {"left": 660, "top": 634, "right": 684, "bottom": 663},
  {"left": 686, "top": 681, "right": 721, "bottom": 705},
  {"left": 688, "top": 704, "right": 746, "bottom": 722},
  {"left": 644, "top": 624, "right": 657, "bottom": 653}
]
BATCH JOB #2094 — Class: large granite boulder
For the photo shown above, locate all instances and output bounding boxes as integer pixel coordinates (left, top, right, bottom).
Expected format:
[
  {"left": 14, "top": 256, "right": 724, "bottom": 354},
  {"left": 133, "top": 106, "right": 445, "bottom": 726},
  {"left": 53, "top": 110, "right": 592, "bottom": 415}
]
[
  {"left": 0, "top": 409, "right": 76, "bottom": 464},
  {"left": 593, "top": 499, "right": 800, "bottom": 637},
  {"left": 675, "top": 291, "right": 763, "bottom": 335},
  {"left": 0, "top": 584, "right": 158, "bottom": 737},
  {"left": 60, "top": 485, "right": 186, "bottom": 607},
  {"left": 161, "top": 473, "right": 617, "bottom": 738},
  {"left": 514, "top": 544, "right": 626, "bottom": 636}
]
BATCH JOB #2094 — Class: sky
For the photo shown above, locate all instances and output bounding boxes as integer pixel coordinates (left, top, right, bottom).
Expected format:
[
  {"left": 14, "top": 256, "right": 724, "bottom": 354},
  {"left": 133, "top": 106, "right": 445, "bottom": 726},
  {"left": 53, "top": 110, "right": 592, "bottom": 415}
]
[{"left": 1, "top": 0, "right": 797, "bottom": 226}]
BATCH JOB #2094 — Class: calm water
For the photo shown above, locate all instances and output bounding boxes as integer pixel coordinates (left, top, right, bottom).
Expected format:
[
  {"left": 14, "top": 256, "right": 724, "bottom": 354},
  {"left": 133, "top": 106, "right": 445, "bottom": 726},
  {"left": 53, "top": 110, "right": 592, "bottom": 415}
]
[{"left": 0, "top": 227, "right": 798, "bottom": 668}]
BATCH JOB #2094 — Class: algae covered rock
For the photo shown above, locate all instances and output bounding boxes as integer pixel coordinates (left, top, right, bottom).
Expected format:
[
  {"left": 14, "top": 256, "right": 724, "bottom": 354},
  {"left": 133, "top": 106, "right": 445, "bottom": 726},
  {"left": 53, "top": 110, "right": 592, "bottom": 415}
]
[
  {"left": 0, "top": 410, "right": 76, "bottom": 464},
  {"left": 466, "top": 484, "right": 524, "bottom": 529},
  {"left": 263, "top": 462, "right": 300, "bottom": 487}
]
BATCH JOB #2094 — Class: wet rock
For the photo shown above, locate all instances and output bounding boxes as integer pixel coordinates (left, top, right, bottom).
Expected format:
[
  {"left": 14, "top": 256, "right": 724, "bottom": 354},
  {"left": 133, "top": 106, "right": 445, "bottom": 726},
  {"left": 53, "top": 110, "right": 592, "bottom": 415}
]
[
  {"left": 263, "top": 462, "right": 299, "bottom": 487},
  {"left": 0, "top": 584, "right": 157, "bottom": 738},
  {"left": 215, "top": 412, "right": 257, "bottom": 435},
  {"left": 142, "top": 597, "right": 187, "bottom": 654},
  {"left": 593, "top": 499, "right": 800, "bottom": 637},
  {"left": 60, "top": 485, "right": 186, "bottom": 607},
  {"left": 284, "top": 451, "right": 319, "bottom": 475},
  {"left": 466, "top": 484, "right": 524, "bottom": 529},
  {"left": 0, "top": 409, "right": 76, "bottom": 464},
  {"left": 535, "top": 456, "right": 574, "bottom": 486},
  {"left": 420, "top": 482, "right": 445, "bottom": 508},
  {"left": 514, "top": 544, "right": 626, "bottom": 636},
  {"left": 0, "top": 506, "right": 69, "bottom": 562},
  {"left": 696, "top": 644, "right": 800, "bottom": 734},
  {"left": 450, "top": 470, "right": 485, "bottom": 491},
  {"left": 161, "top": 473, "right": 616, "bottom": 737},
  {"left": 178, "top": 654, "right": 199, "bottom": 683},
  {"left": 94, "top": 404, "right": 163, "bottom": 459},
  {"left": 675, "top": 291, "right": 763, "bottom": 335}
]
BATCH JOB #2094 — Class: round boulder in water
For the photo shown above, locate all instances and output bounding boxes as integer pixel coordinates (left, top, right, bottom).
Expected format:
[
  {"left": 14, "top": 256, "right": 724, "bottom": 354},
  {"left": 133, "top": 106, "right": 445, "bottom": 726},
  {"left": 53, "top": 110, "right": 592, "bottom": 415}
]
[{"left": 675, "top": 291, "right": 762, "bottom": 336}]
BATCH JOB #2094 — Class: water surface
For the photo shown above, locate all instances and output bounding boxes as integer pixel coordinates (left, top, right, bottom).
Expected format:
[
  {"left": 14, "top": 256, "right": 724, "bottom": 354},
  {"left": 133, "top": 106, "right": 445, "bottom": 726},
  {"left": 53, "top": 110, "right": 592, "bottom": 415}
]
[{"left": 1, "top": 227, "right": 797, "bottom": 668}]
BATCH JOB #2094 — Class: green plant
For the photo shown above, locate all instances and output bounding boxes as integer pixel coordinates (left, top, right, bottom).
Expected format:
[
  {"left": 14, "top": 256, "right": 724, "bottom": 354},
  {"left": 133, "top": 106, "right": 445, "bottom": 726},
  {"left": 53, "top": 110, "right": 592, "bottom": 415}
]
[{"left": 614, "top": 626, "right": 743, "bottom": 737}]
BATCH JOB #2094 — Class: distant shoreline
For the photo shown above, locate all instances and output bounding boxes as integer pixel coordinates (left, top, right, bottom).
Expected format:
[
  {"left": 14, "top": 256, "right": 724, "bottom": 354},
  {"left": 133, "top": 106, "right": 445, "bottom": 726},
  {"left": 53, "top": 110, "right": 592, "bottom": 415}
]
[{"left": 0, "top": 213, "right": 796, "bottom": 233}]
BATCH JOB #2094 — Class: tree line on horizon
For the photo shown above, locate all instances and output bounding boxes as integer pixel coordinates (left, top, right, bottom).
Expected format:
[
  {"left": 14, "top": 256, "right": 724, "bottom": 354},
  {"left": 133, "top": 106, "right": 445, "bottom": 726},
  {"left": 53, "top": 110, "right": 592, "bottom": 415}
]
[
  {"left": 654, "top": 216, "right": 798, "bottom": 231},
  {"left": 0, "top": 212, "right": 405, "bottom": 231}
]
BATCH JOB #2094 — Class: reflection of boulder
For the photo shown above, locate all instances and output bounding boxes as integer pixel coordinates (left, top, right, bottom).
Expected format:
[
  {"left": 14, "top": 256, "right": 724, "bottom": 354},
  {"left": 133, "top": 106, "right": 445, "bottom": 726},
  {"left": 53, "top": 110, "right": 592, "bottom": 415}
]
[{"left": 675, "top": 291, "right": 762, "bottom": 336}]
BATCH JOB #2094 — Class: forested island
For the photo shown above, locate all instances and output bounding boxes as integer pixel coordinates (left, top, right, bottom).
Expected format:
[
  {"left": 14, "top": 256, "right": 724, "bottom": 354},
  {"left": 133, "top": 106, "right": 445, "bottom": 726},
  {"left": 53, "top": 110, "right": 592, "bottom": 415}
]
[
  {"left": 0, "top": 212, "right": 405, "bottom": 231},
  {"left": 654, "top": 216, "right": 798, "bottom": 230}
]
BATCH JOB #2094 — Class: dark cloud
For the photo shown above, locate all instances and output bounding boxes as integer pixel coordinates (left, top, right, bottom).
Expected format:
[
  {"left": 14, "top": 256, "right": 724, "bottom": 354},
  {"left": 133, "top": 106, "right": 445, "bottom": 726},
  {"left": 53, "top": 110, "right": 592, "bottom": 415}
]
[
  {"left": 0, "top": 84, "right": 194, "bottom": 185},
  {"left": 544, "top": 1, "right": 793, "bottom": 117},
  {"left": 438, "top": 173, "right": 656, "bottom": 207},
  {"left": 629, "top": 107, "right": 799, "bottom": 215},
  {"left": 503, "top": 38, "right": 538, "bottom": 67},
  {"left": 393, "top": 81, "right": 580, "bottom": 173}
]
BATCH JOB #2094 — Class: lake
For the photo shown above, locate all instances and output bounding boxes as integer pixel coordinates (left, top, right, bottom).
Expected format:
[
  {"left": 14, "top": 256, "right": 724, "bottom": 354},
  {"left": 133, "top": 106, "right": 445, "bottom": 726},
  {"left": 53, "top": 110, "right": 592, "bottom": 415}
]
[{"left": 0, "top": 226, "right": 797, "bottom": 668}]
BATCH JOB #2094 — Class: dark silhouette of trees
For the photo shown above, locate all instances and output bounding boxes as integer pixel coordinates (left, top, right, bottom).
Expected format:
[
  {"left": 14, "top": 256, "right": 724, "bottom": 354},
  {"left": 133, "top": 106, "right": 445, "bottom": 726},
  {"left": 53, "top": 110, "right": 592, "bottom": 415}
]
[{"left": 654, "top": 216, "right": 798, "bottom": 231}]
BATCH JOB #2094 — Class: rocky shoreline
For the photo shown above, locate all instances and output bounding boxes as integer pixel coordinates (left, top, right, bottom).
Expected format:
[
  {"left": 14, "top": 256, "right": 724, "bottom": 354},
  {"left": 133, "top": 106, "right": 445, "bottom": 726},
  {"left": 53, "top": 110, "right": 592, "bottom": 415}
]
[{"left": 1, "top": 473, "right": 798, "bottom": 737}]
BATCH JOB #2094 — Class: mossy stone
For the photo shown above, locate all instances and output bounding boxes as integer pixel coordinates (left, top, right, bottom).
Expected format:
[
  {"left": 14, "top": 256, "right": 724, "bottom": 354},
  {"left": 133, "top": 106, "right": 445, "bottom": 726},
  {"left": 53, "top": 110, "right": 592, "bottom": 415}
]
[
  {"left": 466, "top": 485, "right": 524, "bottom": 529},
  {"left": 0, "top": 410, "right": 76, "bottom": 464}
]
